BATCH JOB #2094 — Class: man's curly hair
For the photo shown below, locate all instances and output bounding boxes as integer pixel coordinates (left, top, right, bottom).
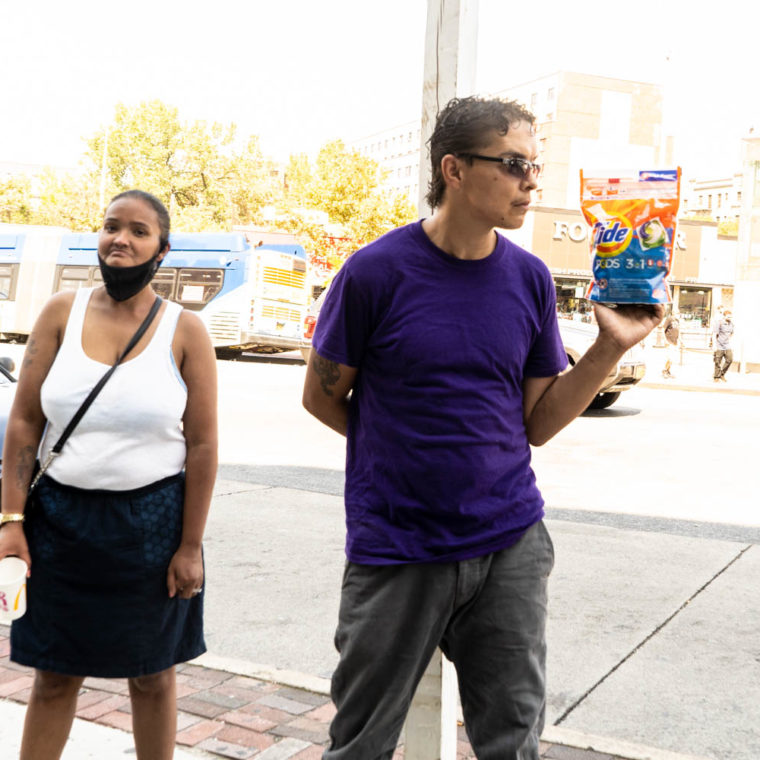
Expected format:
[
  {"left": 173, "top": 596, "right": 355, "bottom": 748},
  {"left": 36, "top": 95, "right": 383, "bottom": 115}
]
[{"left": 425, "top": 96, "right": 536, "bottom": 209}]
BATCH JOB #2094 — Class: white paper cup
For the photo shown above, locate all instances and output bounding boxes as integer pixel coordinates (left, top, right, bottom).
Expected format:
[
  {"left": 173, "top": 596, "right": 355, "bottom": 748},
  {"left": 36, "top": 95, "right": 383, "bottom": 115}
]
[{"left": 0, "top": 557, "right": 28, "bottom": 623}]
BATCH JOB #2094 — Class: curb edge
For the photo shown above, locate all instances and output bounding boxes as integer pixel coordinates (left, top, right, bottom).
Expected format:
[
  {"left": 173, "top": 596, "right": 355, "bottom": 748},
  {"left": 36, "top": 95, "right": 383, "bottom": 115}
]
[
  {"left": 542, "top": 726, "right": 712, "bottom": 760},
  {"left": 193, "top": 652, "right": 710, "bottom": 760},
  {"left": 191, "top": 651, "right": 332, "bottom": 696}
]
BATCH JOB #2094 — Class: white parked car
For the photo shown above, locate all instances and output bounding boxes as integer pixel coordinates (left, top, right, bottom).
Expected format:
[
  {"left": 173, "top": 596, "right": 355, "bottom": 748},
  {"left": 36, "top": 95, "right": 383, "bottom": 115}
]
[
  {"left": 300, "top": 289, "right": 645, "bottom": 410},
  {"left": 558, "top": 320, "right": 646, "bottom": 409}
]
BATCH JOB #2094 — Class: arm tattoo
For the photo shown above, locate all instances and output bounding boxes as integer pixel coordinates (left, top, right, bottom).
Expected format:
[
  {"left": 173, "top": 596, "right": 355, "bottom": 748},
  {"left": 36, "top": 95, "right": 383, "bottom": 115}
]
[
  {"left": 314, "top": 356, "right": 340, "bottom": 397},
  {"left": 15, "top": 445, "right": 37, "bottom": 490},
  {"left": 23, "top": 337, "right": 39, "bottom": 370}
]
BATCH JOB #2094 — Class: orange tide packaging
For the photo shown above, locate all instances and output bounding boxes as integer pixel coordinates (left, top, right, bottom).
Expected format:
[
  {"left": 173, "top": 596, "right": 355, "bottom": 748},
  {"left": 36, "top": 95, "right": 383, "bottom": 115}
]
[{"left": 580, "top": 169, "right": 681, "bottom": 304}]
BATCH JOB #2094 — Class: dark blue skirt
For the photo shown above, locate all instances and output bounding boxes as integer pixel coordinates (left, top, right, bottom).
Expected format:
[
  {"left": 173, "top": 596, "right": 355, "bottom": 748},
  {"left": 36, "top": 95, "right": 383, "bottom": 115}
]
[{"left": 11, "top": 472, "right": 206, "bottom": 678}]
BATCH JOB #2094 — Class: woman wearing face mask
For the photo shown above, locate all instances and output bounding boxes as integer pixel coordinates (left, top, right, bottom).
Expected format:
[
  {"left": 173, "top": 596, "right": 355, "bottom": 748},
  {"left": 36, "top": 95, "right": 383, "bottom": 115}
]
[{"left": 0, "top": 190, "right": 218, "bottom": 760}]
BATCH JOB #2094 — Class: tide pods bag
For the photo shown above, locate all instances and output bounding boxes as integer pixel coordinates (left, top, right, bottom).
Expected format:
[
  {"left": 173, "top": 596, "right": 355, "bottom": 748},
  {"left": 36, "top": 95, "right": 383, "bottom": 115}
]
[{"left": 580, "top": 169, "right": 681, "bottom": 304}]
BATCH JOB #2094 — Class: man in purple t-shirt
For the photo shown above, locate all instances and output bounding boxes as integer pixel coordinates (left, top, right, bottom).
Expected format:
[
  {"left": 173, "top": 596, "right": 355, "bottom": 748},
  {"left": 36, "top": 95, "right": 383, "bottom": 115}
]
[{"left": 303, "top": 97, "right": 661, "bottom": 759}]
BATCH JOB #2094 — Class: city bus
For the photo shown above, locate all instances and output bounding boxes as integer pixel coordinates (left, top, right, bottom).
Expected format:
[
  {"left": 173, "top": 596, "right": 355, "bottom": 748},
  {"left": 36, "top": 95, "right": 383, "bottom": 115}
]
[{"left": 0, "top": 228, "right": 309, "bottom": 357}]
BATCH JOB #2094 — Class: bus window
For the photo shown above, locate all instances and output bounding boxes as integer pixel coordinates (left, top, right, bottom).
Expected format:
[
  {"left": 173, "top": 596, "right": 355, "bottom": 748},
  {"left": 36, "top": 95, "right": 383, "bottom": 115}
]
[
  {"left": 0, "top": 264, "right": 18, "bottom": 300},
  {"left": 153, "top": 267, "right": 177, "bottom": 301},
  {"left": 55, "top": 266, "right": 92, "bottom": 293},
  {"left": 176, "top": 269, "right": 223, "bottom": 311}
]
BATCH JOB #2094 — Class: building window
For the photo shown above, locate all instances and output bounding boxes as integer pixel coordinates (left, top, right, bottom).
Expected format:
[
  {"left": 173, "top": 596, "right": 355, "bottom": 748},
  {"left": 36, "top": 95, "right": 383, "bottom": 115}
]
[
  {"left": 677, "top": 287, "right": 711, "bottom": 327},
  {"left": 177, "top": 268, "right": 224, "bottom": 311},
  {"left": 548, "top": 87, "right": 555, "bottom": 100},
  {"left": 530, "top": 92, "right": 537, "bottom": 108},
  {"left": 0, "top": 263, "right": 18, "bottom": 300}
]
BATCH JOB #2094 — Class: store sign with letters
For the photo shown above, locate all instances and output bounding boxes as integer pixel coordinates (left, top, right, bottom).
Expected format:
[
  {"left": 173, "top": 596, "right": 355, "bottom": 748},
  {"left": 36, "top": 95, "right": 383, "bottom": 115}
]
[{"left": 552, "top": 220, "right": 686, "bottom": 250}]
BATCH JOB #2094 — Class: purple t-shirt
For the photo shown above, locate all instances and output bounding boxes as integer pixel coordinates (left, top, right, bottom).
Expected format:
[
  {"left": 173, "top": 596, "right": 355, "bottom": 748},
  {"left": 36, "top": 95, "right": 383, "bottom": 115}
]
[{"left": 313, "top": 221, "right": 566, "bottom": 564}]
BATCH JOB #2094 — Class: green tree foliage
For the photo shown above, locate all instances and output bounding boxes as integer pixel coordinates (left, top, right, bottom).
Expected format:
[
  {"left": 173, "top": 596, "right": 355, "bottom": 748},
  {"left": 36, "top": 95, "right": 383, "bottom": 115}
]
[
  {"left": 0, "top": 176, "right": 34, "bottom": 224},
  {"left": 283, "top": 153, "right": 312, "bottom": 207},
  {"left": 230, "top": 136, "right": 282, "bottom": 227},
  {"left": 683, "top": 212, "right": 739, "bottom": 238},
  {"left": 34, "top": 170, "right": 102, "bottom": 230},
  {"left": 85, "top": 101, "right": 281, "bottom": 230},
  {"left": 0, "top": 172, "right": 101, "bottom": 230},
  {"left": 683, "top": 212, "right": 715, "bottom": 222},
  {"left": 2, "top": 101, "right": 415, "bottom": 273},
  {"left": 276, "top": 140, "right": 416, "bottom": 270},
  {"left": 308, "top": 140, "right": 416, "bottom": 242}
]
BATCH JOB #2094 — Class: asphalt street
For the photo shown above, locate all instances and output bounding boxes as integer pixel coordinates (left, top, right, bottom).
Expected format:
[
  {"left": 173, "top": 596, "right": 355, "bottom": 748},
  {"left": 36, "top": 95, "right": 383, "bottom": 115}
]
[{"left": 214, "top": 356, "right": 760, "bottom": 529}]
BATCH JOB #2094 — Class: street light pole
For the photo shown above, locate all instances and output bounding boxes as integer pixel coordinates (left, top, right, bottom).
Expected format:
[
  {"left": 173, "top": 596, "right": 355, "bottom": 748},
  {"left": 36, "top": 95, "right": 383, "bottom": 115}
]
[
  {"left": 416, "top": 0, "right": 479, "bottom": 217},
  {"left": 406, "top": 2, "right": 479, "bottom": 759},
  {"left": 98, "top": 126, "right": 109, "bottom": 211}
]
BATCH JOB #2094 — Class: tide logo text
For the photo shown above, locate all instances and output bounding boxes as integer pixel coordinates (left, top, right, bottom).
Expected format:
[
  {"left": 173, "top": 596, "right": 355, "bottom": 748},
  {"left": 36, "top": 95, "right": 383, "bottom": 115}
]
[{"left": 592, "top": 219, "right": 632, "bottom": 256}]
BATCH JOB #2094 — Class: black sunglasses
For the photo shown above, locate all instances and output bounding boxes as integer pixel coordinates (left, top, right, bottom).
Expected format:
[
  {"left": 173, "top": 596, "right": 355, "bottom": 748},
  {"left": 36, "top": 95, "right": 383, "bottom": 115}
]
[{"left": 458, "top": 153, "right": 542, "bottom": 179}]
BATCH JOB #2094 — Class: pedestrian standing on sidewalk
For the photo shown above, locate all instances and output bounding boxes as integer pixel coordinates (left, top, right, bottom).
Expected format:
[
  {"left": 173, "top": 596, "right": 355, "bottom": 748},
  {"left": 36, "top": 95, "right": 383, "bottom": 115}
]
[
  {"left": 662, "top": 310, "right": 680, "bottom": 378},
  {"left": 713, "top": 308, "right": 735, "bottom": 382},
  {"left": 302, "top": 96, "right": 662, "bottom": 760},
  {"left": 0, "top": 190, "right": 218, "bottom": 760}
]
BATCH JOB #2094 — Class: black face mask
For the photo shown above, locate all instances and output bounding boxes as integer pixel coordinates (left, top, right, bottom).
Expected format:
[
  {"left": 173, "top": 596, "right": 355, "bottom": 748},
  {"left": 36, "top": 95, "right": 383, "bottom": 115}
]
[{"left": 98, "top": 251, "right": 162, "bottom": 302}]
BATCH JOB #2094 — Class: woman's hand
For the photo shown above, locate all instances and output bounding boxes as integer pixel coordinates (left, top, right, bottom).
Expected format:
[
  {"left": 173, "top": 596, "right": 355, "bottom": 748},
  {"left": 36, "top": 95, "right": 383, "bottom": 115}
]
[
  {"left": 0, "top": 524, "right": 31, "bottom": 575},
  {"left": 166, "top": 543, "right": 203, "bottom": 600}
]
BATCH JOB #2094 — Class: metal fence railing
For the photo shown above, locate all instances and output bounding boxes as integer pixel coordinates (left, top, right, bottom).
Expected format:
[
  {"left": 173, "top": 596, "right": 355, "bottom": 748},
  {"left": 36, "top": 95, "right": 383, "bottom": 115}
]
[{"left": 679, "top": 329, "right": 713, "bottom": 351}]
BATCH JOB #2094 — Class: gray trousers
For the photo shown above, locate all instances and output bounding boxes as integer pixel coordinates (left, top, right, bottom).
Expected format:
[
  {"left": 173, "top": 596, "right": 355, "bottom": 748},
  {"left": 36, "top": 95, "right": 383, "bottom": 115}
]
[
  {"left": 714, "top": 349, "right": 733, "bottom": 378},
  {"left": 324, "top": 521, "right": 555, "bottom": 760}
]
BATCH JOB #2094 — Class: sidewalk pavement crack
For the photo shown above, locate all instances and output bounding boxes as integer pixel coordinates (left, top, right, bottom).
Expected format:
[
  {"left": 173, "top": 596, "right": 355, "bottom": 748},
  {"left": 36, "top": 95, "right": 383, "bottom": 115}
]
[
  {"left": 215, "top": 485, "right": 276, "bottom": 497},
  {"left": 553, "top": 543, "right": 754, "bottom": 726}
]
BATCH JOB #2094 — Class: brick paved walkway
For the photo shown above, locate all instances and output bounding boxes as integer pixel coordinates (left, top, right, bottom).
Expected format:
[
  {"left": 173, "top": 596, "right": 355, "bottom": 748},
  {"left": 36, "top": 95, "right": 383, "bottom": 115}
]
[{"left": 0, "top": 627, "right": 640, "bottom": 759}]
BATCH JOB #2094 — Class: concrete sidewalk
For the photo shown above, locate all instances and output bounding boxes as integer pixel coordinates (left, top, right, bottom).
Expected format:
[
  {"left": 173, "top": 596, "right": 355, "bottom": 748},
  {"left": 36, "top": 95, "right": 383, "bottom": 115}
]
[
  {"left": 0, "top": 364, "right": 755, "bottom": 760},
  {"left": 639, "top": 342, "right": 760, "bottom": 395},
  {"left": 0, "top": 627, "right": 710, "bottom": 759}
]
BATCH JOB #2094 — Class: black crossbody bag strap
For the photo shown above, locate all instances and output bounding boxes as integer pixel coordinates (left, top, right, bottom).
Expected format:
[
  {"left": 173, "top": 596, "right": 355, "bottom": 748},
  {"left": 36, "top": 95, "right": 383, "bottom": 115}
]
[{"left": 31, "top": 296, "right": 162, "bottom": 488}]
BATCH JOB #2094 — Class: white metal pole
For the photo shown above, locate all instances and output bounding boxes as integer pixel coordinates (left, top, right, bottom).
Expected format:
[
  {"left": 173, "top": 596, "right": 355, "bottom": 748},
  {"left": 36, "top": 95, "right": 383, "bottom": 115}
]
[
  {"left": 406, "top": 2, "right": 479, "bottom": 759},
  {"left": 417, "top": 0, "right": 479, "bottom": 218}
]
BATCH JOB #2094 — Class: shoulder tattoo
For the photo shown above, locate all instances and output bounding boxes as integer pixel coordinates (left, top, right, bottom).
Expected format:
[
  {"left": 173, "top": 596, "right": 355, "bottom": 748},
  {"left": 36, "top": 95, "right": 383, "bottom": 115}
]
[{"left": 314, "top": 355, "right": 340, "bottom": 397}]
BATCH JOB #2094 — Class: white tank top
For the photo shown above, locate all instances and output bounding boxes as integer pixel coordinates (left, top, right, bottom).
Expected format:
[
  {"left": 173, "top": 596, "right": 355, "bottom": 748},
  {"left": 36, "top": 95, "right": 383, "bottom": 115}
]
[{"left": 40, "top": 288, "right": 188, "bottom": 490}]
